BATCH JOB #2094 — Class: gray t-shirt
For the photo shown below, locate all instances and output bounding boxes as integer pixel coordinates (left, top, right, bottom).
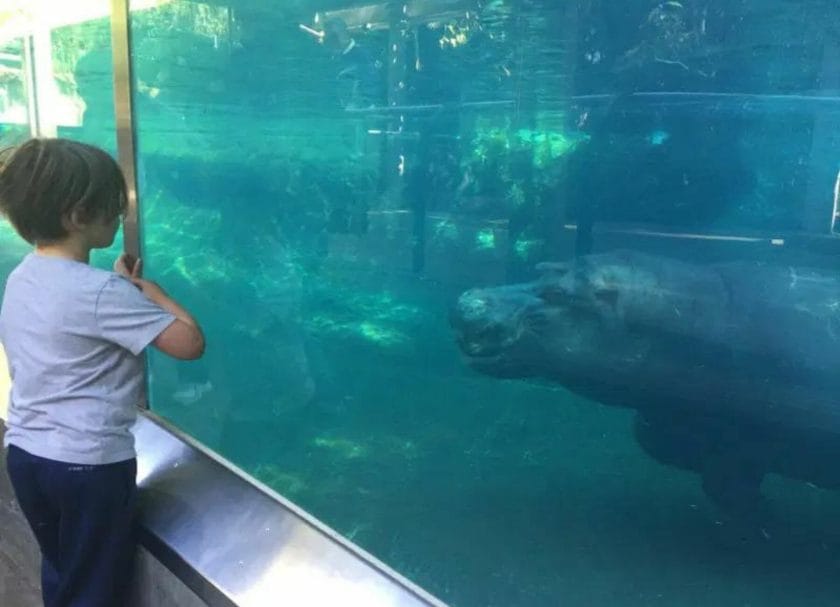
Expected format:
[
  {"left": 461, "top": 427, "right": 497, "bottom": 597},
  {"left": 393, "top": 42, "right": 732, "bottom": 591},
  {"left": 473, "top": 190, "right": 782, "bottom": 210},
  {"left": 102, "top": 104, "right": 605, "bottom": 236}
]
[{"left": 0, "top": 253, "right": 176, "bottom": 464}]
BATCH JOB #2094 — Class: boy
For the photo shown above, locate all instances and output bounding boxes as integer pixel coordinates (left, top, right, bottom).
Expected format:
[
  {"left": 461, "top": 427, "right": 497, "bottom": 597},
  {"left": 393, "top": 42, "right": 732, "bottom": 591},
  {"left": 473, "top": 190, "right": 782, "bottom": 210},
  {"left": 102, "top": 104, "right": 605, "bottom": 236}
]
[{"left": 0, "top": 138, "right": 205, "bottom": 606}]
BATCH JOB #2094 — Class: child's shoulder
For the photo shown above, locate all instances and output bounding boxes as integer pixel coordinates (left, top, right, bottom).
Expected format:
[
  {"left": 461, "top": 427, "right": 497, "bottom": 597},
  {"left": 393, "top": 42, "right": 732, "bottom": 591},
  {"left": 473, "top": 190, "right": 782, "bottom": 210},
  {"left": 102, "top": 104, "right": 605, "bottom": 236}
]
[{"left": 10, "top": 254, "right": 119, "bottom": 295}]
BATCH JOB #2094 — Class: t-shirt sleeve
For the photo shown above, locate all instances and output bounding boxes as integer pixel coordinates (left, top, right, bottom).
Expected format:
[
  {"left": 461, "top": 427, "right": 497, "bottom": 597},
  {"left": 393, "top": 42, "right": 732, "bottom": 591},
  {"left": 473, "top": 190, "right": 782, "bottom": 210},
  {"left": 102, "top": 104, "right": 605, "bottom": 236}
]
[{"left": 94, "top": 276, "right": 177, "bottom": 355}]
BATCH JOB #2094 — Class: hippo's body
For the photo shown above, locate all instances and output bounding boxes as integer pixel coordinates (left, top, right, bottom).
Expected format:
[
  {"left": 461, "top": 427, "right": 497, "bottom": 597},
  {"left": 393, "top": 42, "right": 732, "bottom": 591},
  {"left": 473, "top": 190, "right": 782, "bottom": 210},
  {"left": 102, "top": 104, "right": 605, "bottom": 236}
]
[{"left": 451, "top": 250, "right": 840, "bottom": 521}]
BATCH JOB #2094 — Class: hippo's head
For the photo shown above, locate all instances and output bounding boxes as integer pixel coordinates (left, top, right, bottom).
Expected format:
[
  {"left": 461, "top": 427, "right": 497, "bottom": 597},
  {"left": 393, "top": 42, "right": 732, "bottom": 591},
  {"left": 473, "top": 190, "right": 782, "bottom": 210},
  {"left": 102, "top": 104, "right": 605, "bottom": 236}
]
[{"left": 450, "top": 260, "right": 630, "bottom": 379}]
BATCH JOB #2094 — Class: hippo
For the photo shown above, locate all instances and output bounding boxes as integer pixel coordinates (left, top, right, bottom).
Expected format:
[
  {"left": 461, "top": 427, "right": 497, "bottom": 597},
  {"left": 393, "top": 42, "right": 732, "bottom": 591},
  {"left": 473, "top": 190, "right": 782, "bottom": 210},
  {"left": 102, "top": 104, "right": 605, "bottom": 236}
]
[{"left": 450, "top": 249, "right": 840, "bottom": 524}]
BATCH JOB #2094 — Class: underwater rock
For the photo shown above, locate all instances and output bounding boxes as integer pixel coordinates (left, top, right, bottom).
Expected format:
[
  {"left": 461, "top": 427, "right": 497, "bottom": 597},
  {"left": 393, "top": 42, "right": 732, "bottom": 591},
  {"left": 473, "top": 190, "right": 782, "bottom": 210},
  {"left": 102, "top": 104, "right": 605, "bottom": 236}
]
[{"left": 451, "top": 249, "right": 840, "bottom": 525}]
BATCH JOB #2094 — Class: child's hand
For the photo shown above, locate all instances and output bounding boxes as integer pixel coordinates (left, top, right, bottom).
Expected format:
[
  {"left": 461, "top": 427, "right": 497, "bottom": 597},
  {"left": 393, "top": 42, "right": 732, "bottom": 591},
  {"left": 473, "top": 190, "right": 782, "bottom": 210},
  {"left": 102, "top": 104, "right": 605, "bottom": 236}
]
[{"left": 114, "top": 253, "right": 142, "bottom": 279}]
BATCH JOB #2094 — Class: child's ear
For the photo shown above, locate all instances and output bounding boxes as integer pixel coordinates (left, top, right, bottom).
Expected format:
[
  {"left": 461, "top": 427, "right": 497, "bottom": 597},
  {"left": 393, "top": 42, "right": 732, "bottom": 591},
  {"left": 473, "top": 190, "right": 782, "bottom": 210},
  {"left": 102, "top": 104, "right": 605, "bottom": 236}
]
[{"left": 61, "top": 209, "right": 85, "bottom": 233}]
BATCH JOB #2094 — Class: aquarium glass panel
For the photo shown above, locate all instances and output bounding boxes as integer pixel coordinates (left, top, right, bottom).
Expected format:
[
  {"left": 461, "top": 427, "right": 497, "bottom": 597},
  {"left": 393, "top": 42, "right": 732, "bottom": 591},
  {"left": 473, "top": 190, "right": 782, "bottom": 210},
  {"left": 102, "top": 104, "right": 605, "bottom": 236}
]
[
  {"left": 0, "top": 34, "right": 30, "bottom": 262},
  {"left": 0, "top": 32, "right": 30, "bottom": 254},
  {"left": 49, "top": 3, "right": 121, "bottom": 268},
  {"left": 0, "top": 36, "right": 29, "bottom": 144},
  {"left": 50, "top": 11, "right": 117, "bottom": 151},
  {"left": 0, "top": 34, "right": 29, "bottom": 284},
  {"left": 0, "top": 35, "right": 29, "bottom": 418},
  {"left": 131, "top": 1, "right": 840, "bottom": 605},
  {"left": 1, "top": 5, "right": 119, "bottom": 408}
]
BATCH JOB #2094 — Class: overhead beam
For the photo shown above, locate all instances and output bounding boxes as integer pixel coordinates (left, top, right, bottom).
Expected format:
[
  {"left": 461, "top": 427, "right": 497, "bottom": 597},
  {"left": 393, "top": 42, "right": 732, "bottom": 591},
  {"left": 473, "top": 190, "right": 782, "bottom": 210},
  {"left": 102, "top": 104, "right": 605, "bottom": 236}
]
[{"left": 316, "top": 0, "right": 477, "bottom": 31}]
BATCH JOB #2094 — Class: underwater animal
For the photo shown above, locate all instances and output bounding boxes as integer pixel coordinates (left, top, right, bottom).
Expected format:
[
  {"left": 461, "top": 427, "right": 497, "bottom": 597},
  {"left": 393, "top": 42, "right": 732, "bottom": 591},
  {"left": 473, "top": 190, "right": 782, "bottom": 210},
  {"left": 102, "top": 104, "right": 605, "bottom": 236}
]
[{"left": 450, "top": 250, "right": 840, "bottom": 525}]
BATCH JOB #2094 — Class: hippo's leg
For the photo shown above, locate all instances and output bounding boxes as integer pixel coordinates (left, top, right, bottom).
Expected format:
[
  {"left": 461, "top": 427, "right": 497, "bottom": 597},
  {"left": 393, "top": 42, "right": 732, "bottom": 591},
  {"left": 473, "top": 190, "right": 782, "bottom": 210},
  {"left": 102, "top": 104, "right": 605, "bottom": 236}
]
[
  {"left": 633, "top": 411, "right": 770, "bottom": 524},
  {"left": 633, "top": 411, "right": 708, "bottom": 473},
  {"left": 700, "top": 453, "right": 768, "bottom": 523}
]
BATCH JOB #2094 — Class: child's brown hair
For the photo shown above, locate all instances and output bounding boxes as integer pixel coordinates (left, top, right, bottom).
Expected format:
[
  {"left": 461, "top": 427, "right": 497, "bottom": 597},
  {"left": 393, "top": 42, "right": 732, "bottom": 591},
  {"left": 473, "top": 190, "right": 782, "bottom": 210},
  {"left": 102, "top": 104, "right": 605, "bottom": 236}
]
[{"left": 0, "top": 138, "right": 127, "bottom": 244}]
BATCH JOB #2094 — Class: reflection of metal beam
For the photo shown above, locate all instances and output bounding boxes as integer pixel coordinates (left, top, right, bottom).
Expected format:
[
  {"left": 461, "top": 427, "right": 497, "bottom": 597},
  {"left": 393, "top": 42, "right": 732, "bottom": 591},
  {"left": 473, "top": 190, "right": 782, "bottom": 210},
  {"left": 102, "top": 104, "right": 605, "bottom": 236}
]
[
  {"left": 345, "top": 99, "right": 514, "bottom": 115},
  {"left": 832, "top": 169, "right": 840, "bottom": 236},
  {"left": 563, "top": 223, "right": 787, "bottom": 246},
  {"left": 404, "top": 0, "right": 478, "bottom": 21},
  {"left": 319, "top": 0, "right": 477, "bottom": 30},
  {"left": 22, "top": 38, "right": 37, "bottom": 136},
  {"left": 30, "top": 15, "right": 57, "bottom": 136},
  {"left": 299, "top": 23, "right": 324, "bottom": 39},
  {"left": 569, "top": 91, "right": 840, "bottom": 105}
]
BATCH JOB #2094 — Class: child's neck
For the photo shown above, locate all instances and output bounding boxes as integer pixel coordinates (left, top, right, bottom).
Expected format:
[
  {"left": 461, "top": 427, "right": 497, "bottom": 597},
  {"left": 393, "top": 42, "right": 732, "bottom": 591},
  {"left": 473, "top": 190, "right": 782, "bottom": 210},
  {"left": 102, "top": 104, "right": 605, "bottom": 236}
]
[{"left": 35, "top": 237, "right": 91, "bottom": 264}]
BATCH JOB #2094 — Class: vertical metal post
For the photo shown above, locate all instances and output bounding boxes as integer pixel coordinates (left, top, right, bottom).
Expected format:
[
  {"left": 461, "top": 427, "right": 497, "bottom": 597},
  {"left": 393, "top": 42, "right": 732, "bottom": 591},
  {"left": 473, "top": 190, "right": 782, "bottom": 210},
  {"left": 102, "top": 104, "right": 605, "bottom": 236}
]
[
  {"left": 22, "top": 0, "right": 60, "bottom": 139},
  {"left": 28, "top": 1, "right": 58, "bottom": 137},
  {"left": 21, "top": 37, "right": 39, "bottom": 137},
  {"left": 110, "top": 0, "right": 150, "bottom": 410},
  {"left": 110, "top": 0, "right": 141, "bottom": 260}
]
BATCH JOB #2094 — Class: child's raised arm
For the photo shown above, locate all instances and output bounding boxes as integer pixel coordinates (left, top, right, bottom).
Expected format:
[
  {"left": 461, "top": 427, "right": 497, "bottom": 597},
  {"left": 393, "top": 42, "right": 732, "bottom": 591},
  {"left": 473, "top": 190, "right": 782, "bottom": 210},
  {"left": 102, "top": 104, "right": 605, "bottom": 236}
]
[{"left": 113, "top": 253, "right": 205, "bottom": 360}]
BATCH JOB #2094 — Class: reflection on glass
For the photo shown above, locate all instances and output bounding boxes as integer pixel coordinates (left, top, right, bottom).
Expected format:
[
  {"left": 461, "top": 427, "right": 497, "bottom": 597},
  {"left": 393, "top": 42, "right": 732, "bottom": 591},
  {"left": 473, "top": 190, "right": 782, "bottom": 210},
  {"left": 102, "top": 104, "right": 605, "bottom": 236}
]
[
  {"left": 0, "top": 38, "right": 28, "bottom": 142},
  {"left": 130, "top": 1, "right": 840, "bottom": 606},
  {"left": 48, "top": 4, "right": 120, "bottom": 267},
  {"left": 0, "top": 34, "right": 29, "bottom": 265},
  {"left": 0, "top": 4, "right": 121, "bottom": 413},
  {"left": 0, "top": 32, "right": 29, "bottom": 421},
  {"left": 0, "top": 2, "right": 121, "bottom": 267}
]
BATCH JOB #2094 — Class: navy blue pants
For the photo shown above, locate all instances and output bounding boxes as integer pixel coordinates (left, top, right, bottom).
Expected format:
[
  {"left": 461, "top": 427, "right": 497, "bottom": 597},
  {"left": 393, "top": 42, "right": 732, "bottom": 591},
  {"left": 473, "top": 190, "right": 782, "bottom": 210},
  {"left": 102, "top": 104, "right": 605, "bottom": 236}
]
[{"left": 6, "top": 445, "right": 137, "bottom": 607}]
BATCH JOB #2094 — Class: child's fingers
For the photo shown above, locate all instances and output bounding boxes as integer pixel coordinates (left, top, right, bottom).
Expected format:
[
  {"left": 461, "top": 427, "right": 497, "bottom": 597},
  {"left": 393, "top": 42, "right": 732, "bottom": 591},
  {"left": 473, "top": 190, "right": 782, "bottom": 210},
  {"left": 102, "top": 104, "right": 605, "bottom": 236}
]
[
  {"left": 114, "top": 253, "right": 128, "bottom": 273},
  {"left": 132, "top": 258, "right": 143, "bottom": 278}
]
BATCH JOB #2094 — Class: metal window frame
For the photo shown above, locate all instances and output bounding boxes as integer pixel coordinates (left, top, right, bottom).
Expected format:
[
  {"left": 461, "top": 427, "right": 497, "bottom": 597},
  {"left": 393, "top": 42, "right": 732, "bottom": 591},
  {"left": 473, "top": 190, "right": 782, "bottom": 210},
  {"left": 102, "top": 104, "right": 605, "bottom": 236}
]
[
  {"left": 110, "top": 0, "right": 141, "bottom": 260},
  {"left": 21, "top": 36, "right": 39, "bottom": 137},
  {"left": 106, "top": 2, "right": 447, "bottom": 605}
]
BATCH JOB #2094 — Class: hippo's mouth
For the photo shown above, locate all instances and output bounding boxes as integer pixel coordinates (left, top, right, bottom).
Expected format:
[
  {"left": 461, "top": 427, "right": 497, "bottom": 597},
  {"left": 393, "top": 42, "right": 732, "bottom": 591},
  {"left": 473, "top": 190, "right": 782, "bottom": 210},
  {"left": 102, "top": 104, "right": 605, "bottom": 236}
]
[
  {"left": 450, "top": 286, "right": 551, "bottom": 375},
  {"left": 457, "top": 339, "right": 505, "bottom": 362},
  {"left": 452, "top": 320, "right": 523, "bottom": 360},
  {"left": 455, "top": 336, "right": 540, "bottom": 379},
  {"left": 452, "top": 316, "right": 545, "bottom": 378}
]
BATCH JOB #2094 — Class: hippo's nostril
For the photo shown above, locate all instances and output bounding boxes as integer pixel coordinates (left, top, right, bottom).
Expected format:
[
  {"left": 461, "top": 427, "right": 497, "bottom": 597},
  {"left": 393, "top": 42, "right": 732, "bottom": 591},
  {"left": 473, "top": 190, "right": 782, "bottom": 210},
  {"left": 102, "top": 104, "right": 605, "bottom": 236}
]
[{"left": 456, "top": 292, "right": 491, "bottom": 320}]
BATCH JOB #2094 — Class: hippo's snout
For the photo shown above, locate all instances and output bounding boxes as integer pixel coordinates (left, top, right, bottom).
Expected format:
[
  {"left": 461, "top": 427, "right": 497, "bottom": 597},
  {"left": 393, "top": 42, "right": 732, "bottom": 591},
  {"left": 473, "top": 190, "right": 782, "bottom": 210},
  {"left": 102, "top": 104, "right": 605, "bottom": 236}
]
[
  {"left": 450, "top": 286, "right": 545, "bottom": 362},
  {"left": 450, "top": 290, "right": 506, "bottom": 358}
]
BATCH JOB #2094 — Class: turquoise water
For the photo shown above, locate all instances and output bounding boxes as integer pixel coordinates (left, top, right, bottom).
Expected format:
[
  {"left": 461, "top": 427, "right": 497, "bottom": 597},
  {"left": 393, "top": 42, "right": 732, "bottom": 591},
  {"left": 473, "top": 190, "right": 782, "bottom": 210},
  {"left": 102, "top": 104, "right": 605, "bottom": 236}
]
[
  {"left": 146, "top": 261, "right": 840, "bottom": 607},
  {"left": 5, "top": 0, "right": 840, "bottom": 605},
  {"left": 102, "top": 0, "right": 840, "bottom": 603}
]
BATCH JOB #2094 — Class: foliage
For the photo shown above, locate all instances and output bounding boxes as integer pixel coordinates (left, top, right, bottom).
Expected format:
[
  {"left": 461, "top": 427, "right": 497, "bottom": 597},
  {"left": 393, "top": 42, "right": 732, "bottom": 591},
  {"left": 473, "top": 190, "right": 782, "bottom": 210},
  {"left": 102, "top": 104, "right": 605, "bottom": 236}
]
[
  {"left": 470, "top": 125, "right": 584, "bottom": 169},
  {"left": 460, "top": 118, "right": 587, "bottom": 213}
]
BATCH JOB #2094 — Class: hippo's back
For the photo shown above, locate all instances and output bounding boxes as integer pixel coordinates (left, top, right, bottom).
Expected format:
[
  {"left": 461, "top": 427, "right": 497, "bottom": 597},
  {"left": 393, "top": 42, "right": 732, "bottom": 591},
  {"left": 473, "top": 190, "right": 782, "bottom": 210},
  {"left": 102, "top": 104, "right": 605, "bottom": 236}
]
[{"left": 714, "top": 260, "right": 840, "bottom": 379}]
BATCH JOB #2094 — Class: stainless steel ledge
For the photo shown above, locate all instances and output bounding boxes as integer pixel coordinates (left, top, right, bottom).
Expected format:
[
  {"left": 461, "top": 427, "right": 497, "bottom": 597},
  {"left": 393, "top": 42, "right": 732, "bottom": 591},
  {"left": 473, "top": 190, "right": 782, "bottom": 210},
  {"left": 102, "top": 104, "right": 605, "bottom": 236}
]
[{"left": 133, "top": 412, "right": 447, "bottom": 607}]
